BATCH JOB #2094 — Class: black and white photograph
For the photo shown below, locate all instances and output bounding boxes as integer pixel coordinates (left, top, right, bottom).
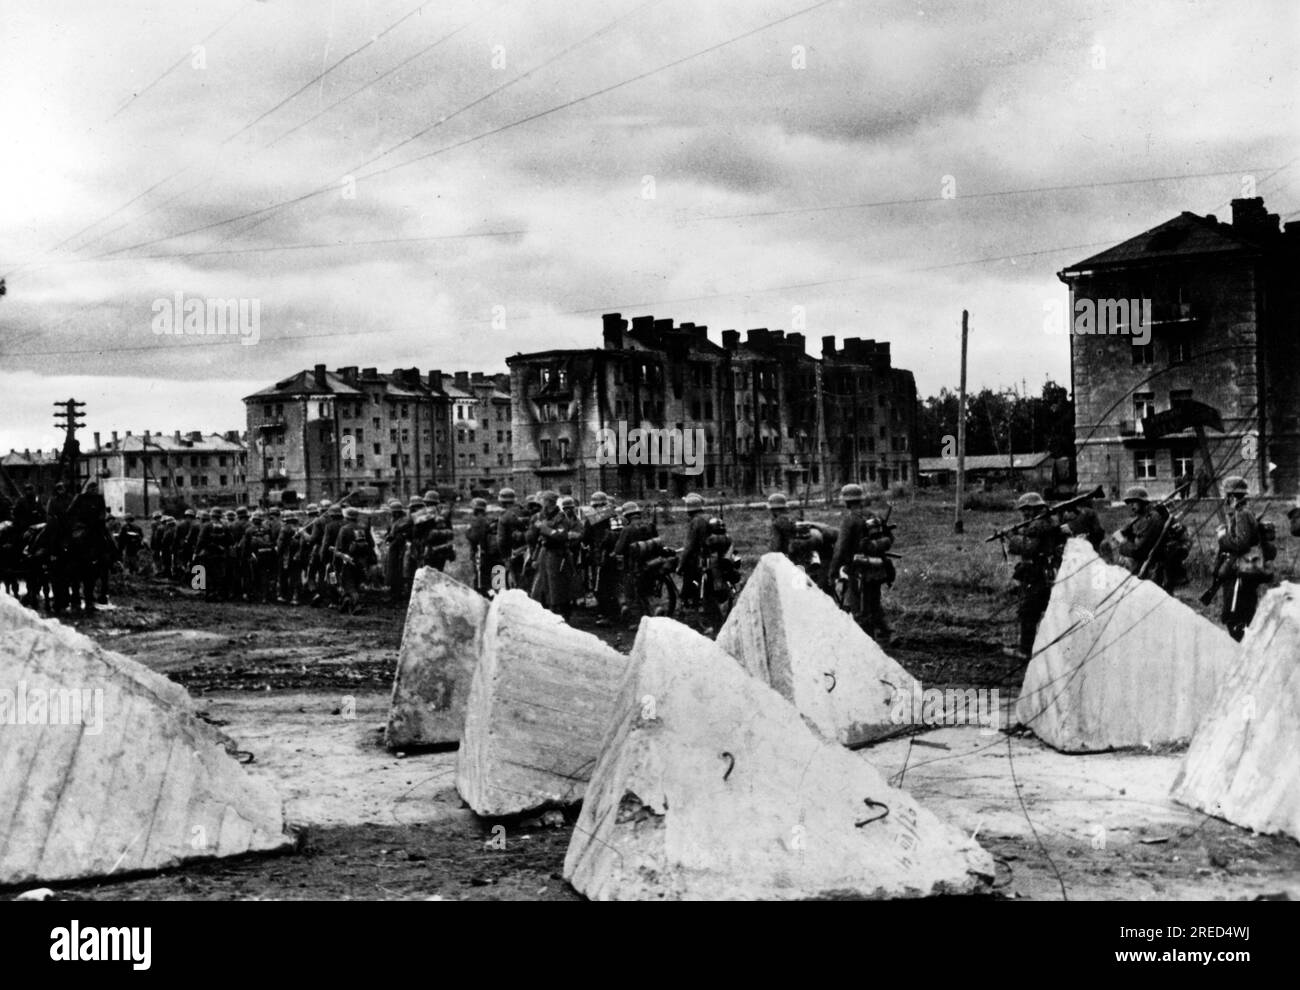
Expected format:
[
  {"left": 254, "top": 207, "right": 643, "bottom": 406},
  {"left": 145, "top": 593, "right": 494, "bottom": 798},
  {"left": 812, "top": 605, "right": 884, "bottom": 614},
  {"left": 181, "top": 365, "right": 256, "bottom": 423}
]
[{"left": 0, "top": 0, "right": 1296, "bottom": 956}]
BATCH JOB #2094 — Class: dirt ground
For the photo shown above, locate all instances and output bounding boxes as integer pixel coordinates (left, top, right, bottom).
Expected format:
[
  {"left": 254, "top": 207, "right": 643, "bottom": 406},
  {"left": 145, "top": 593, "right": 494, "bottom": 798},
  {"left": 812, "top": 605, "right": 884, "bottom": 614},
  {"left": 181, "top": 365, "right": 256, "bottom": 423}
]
[{"left": 7, "top": 493, "right": 1300, "bottom": 901}]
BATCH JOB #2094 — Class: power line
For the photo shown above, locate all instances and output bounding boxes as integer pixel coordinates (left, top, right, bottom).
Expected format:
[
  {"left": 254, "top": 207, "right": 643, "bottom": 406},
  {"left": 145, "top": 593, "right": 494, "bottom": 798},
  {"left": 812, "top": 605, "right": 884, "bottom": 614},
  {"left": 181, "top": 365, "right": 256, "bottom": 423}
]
[
  {"left": 91, "top": 0, "right": 843, "bottom": 259},
  {"left": 109, "top": 0, "right": 256, "bottom": 121},
  {"left": 2, "top": 0, "right": 442, "bottom": 276}
]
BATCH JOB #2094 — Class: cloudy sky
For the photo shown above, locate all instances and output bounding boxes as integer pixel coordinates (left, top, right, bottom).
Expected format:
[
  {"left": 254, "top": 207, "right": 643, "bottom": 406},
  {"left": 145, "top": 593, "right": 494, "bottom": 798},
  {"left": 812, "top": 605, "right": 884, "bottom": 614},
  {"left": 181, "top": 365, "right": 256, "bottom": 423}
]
[{"left": 1, "top": 0, "right": 1295, "bottom": 451}]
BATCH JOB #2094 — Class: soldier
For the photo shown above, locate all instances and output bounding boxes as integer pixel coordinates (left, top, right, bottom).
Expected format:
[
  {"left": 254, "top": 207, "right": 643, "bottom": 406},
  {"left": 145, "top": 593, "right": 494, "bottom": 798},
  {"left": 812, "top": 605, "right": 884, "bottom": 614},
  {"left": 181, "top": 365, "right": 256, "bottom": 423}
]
[
  {"left": 118, "top": 513, "right": 146, "bottom": 575},
  {"left": 400, "top": 496, "right": 425, "bottom": 595},
  {"left": 1058, "top": 488, "right": 1105, "bottom": 553},
  {"left": 294, "top": 505, "right": 322, "bottom": 603},
  {"left": 156, "top": 515, "right": 176, "bottom": 577},
  {"left": 677, "top": 493, "right": 711, "bottom": 605},
  {"left": 182, "top": 509, "right": 206, "bottom": 583},
  {"left": 532, "top": 494, "right": 583, "bottom": 618},
  {"left": 465, "top": 497, "right": 495, "bottom": 596},
  {"left": 1215, "top": 476, "right": 1264, "bottom": 641},
  {"left": 496, "top": 488, "right": 529, "bottom": 589},
  {"left": 765, "top": 491, "right": 819, "bottom": 567},
  {"left": 1114, "top": 486, "right": 1178, "bottom": 588},
  {"left": 173, "top": 508, "right": 195, "bottom": 580},
  {"left": 194, "top": 508, "right": 232, "bottom": 601},
  {"left": 276, "top": 511, "right": 302, "bottom": 604},
  {"left": 1003, "top": 491, "right": 1065, "bottom": 661},
  {"left": 382, "top": 500, "right": 410, "bottom": 603},
  {"left": 521, "top": 492, "right": 546, "bottom": 588},
  {"left": 13, "top": 485, "right": 42, "bottom": 534},
  {"left": 613, "top": 500, "right": 658, "bottom": 618},
  {"left": 241, "top": 511, "right": 279, "bottom": 603},
  {"left": 416, "top": 491, "right": 456, "bottom": 572},
  {"left": 266, "top": 505, "right": 282, "bottom": 547},
  {"left": 66, "top": 479, "right": 108, "bottom": 611},
  {"left": 314, "top": 504, "right": 345, "bottom": 606},
  {"left": 825, "top": 483, "right": 895, "bottom": 644},
  {"left": 581, "top": 491, "right": 620, "bottom": 621},
  {"left": 334, "top": 506, "right": 375, "bottom": 613},
  {"left": 227, "top": 506, "right": 250, "bottom": 600}
]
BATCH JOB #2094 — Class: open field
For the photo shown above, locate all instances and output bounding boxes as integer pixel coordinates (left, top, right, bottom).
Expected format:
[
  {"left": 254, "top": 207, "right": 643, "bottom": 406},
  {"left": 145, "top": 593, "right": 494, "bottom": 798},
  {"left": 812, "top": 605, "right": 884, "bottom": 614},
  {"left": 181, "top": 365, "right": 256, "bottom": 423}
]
[{"left": 6, "top": 489, "right": 1298, "bottom": 901}]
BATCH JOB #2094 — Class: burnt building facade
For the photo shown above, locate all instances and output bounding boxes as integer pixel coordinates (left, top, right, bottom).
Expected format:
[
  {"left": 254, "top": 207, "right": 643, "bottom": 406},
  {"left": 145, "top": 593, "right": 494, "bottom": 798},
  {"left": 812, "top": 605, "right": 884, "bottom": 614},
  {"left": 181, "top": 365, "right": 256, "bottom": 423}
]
[
  {"left": 506, "top": 313, "right": 918, "bottom": 500},
  {"left": 1061, "top": 197, "right": 1300, "bottom": 498}
]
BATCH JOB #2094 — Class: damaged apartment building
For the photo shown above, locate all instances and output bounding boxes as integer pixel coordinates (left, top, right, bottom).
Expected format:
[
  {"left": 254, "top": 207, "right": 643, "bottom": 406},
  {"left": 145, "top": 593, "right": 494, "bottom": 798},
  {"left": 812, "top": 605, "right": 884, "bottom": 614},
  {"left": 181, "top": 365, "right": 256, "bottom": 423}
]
[
  {"left": 244, "top": 365, "right": 510, "bottom": 504},
  {"left": 506, "top": 313, "right": 918, "bottom": 500},
  {"left": 1062, "top": 196, "right": 1300, "bottom": 498}
]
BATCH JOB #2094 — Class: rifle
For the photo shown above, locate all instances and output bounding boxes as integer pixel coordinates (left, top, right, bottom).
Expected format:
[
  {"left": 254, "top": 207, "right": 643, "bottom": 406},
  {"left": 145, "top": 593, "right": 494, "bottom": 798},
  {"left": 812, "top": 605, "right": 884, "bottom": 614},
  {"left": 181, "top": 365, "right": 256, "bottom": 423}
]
[
  {"left": 1200, "top": 498, "right": 1274, "bottom": 605},
  {"left": 985, "top": 485, "right": 1105, "bottom": 543}
]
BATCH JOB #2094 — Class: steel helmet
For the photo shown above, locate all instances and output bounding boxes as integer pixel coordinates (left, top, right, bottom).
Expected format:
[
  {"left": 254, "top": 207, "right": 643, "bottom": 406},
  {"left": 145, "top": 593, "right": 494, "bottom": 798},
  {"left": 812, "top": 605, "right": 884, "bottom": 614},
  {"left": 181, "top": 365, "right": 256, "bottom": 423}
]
[
  {"left": 590, "top": 491, "right": 609, "bottom": 507},
  {"left": 840, "top": 483, "right": 865, "bottom": 502},
  {"left": 343, "top": 507, "right": 360, "bottom": 520},
  {"left": 497, "top": 487, "right": 517, "bottom": 504},
  {"left": 387, "top": 499, "right": 403, "bottom": 510},
  {"left": 423, "top": 490, "right": 440, "bottom": 503},
  {"left": 1122, "top": 485, "right": 1151, "bottom": 503},
  {"left": 471, "top": 497, "right": 488, "bottom": 511},
  {"left": 1223, "top": 476, "right": 1249, "bottom": 496},
  {"left": 558, "top": 495, "right": 576, "bottom": 510},
  {"left": 1016, "top": 492, "right": 1046, "bottom": 510},
  {"left": 683, "top": 493, "right": 705, "bottom": 510},
  {"left": 408, "top": 497, "right": 426, "bottom": 510},
  {"left": 621, "top": 501, "right": 641, "bottom": 516},
  {"left": 767, "top": 492, "right": 788, "bottom": 509}
]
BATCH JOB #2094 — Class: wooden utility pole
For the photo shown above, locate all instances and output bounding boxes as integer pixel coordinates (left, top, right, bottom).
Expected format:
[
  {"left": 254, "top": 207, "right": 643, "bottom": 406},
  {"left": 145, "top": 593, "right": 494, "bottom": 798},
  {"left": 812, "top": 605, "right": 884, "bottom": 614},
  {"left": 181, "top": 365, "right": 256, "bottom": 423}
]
[{"left": 954, "top": 311, "right": 968, "bottom": 534}]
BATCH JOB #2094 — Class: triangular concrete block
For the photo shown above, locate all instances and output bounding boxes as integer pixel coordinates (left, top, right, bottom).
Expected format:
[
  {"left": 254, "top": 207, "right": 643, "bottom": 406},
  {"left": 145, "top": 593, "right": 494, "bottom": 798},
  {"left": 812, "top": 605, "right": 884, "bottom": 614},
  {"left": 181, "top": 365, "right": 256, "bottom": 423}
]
[
  {"left": 1015, "top": 538, "right": 1238, "bottom": 752},
  {"left": 385, "top": 567, "right": 489, "bottom": 749},
  {"left": 564, "top": 618, "right": 994, "bottom": 900},
  {"left": 716, "top": 552, "right": 919, "bottom": 746},
  {"left": 455, "top": 590, "right": 628, "bottom": 816},
  {"left": 0, "top": 595, "right": 292, "bottom": 886},
  {"left": 1173, "top": 584, "right": 1300, "bottom": 839}
]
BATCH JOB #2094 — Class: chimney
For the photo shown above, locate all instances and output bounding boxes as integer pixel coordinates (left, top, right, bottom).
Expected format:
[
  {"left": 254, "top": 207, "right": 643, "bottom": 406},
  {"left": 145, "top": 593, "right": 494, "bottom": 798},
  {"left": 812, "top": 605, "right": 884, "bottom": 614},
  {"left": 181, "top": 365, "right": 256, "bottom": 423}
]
[
  {"left": 788, "top": 332, "right": 805, "bottom": 353},
  {"left": 746, "top": 328, "right": 769, "bottom": 346},
  {"left": 143, "top": 430, "right": 150, "bottom": 441},
  {"left": 1230, "top": 197, "right": 1279, "bottom": 237},
  {"left": 631, "top": 315, "right": 655, "bottom": 334},
  {"left": 822, "top": 335, "right": 836, "bottom": 357},
  {"left": 93, "top": 431, "right": 101, "bottom": 449},
  {"left": 174, "top": 430, "right": 182, "bottom": 441},
  {"left": 471, "top": 372, "right": 486, "bottom": 384},
  {"left": 428, "top": 370, "right": 443, "bottom": 390},
  {"left": 111, "top": 431, "right": 119, "bottom": 444},
  {"left": 653, "top": 318, "right": 673, "bottom": 334},
  {"left": 313, "top": 363, "right": 327, "bottom": 389},
  {"left": 125, "top": 431, "right": 132, "bottom": 437},
  {"left": 602, "top": 312, "right": 627, "bottom": 349},
  {"left": 454, "top": 371, "right": 470, "bottom": 390},
  {"left": 338, "top": 366, "right": 358, "bottom": 385},
  {"left": 189, "top": 431, "right": 203, "bottom": 441},
  {"left": 362, "top": 367, "right": 377, "bottom": 378},
  {"left": 721, "top": 329, "right": 739, "bottom": 351}
]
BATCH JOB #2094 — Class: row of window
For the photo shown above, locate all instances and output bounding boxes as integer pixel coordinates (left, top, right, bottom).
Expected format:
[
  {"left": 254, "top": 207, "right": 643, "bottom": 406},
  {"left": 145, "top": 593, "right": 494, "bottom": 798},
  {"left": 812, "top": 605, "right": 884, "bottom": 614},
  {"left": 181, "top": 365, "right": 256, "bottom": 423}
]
[
  {"left": 1134, "top": 452, "right": 1196, "bottom": 481},
  {"left": 105, "top": 454, "right": 242, "bottom": 471},
  {"left": 153, "top": 475, "right": 242, "bottom": 489}
]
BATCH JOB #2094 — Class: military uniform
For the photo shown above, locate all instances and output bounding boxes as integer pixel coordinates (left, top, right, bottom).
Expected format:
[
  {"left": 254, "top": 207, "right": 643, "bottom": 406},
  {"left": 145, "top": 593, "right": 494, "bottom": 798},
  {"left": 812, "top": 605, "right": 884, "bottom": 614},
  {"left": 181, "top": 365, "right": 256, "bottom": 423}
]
[
  {"left": 383, "top": 501, "right": 411, "bottom": 602},
  {"left": 1217, "top": 478, "right": 1263, "bottom": 641},
  {"left": 826, "top": 485, "right": 894, "bottom": 642},
  {"left": 465, "top": 498, "right": 496, "bottom": 596},
  {"left": 1116, "top": 487, "right": 1171, "bottom": 586},
  {"left": 276, "top": 514, "right": 303, "bottom": 603},
  {"left": 677, "top": 495, "right": 711, "bottom": 605},
  {"left": 240, "top": 515, "right": 278, "bottom": 603},
  {"left": 531, "top": 496, "right": 582, "bottom": 617},
  {"left": 334, "top": 508, "right": 374, "bottom": 612},
  {"left": 581, "top": 493, "right": 619, "bottom": 619},
  {"left": 194, "top": 514, "right": 232, "bottom": 600},
  {"left": 496, "top": 490, "right": 530, "bottom": 589},
  {"left": 1006, "top": 493, "right": 1064, "bottom": 659}
]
